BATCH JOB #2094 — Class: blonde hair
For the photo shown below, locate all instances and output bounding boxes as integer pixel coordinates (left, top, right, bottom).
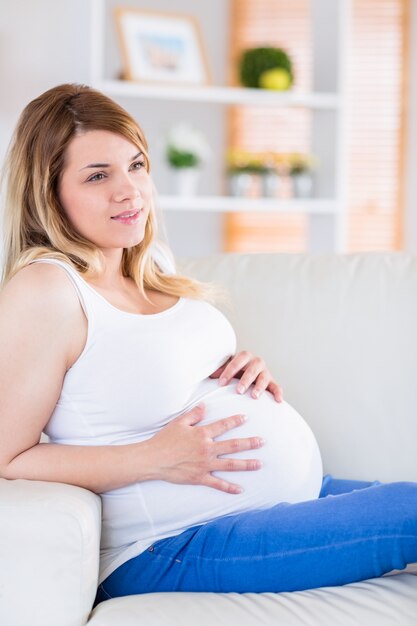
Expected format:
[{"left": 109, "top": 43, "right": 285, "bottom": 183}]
[{"left": 1, "top": 83, "right": 212, "bottom": 300}]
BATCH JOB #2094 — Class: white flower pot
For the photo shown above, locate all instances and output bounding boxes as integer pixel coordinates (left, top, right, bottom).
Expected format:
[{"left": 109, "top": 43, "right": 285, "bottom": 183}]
[
  {"left": 292, "top": 172, "right": 314, "bottom": 198},
  {"left": 172, "top": 167, "right": 201, "bottom": 196},
  {"left": 261, "top": 171, "right": 280, "bottom": 198},
  {"left": 228, "top": 172, "right": 253, "bottom": 197}
]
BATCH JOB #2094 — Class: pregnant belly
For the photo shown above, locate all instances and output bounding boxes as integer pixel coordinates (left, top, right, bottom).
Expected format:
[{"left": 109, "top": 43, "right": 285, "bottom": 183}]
[
  {"left": 192, "top": 378, "right": 323, "bottom": 507},
  {"left": 101, "top": 379, "right": 323, "bottom": 550}
]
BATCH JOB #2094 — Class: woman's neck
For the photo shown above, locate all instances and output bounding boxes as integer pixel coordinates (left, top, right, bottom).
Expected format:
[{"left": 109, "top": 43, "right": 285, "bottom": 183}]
[{"left": 92, "top": 248, "right": 126, "bottom": 289}]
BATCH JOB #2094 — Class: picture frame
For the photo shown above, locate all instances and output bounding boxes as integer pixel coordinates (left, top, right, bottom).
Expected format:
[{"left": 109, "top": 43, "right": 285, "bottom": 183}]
[{"left": 114, "top": 8, "right": 211, "bottom": 86}]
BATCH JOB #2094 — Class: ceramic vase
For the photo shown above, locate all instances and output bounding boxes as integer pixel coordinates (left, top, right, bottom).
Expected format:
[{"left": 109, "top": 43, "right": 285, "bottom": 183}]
[
  {"left": 228, "top": 172, "right": 253, "bottom": 197},
  {"left": 172, "top": 167, "right": 201, "bottom": 196},
  {"left": 292, "top": 172, "right": 314, "bottom": 198},
  {"left": 261, "top": 171, "right": 280, "bottom": 198}
]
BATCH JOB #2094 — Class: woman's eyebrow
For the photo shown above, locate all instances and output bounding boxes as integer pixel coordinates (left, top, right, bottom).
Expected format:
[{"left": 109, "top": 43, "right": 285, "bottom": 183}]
[
  {"left": 80, "top": 152, "right": 143, "bottom": 171},
  {"left": 80, "top": 162, "right": 110, "bottom": 170}
]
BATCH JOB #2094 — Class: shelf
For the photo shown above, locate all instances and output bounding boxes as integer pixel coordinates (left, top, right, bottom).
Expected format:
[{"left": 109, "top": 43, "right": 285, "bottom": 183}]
[
  {"left": 158, "top": 195, "right": 339, "bottom": 213},
  {"left": 97, "top": 80, "right": 341, "bottom": 110},
  {"left": 89, "top": 0, "right": 348, "bottom": 252}
]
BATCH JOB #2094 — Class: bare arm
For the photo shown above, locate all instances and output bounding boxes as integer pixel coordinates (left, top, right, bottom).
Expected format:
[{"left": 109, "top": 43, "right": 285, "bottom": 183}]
[{"left": 0, "top": 264, "right": 262, "bottom": 494}]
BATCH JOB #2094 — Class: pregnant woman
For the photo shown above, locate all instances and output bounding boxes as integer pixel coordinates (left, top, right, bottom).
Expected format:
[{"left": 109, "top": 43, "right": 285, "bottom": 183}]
[{"left": 1, "top": 84, "right": 416, "bottom": 604}]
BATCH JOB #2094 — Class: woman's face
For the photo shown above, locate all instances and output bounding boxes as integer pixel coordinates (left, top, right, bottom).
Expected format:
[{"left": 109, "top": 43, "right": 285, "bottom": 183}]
[{"left": 58, "top": 129, "right": 152, "bottom": 253}]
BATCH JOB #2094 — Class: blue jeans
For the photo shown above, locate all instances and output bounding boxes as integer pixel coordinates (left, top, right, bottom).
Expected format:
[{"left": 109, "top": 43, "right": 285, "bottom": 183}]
[{"left": 95, "top": 476, "right": 417, "bottom": 603}]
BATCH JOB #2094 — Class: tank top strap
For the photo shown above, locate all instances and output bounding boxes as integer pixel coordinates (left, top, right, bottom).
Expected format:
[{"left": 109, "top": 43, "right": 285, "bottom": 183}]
[{"left": 30, "top": 258, "right": 96, "bottom": 324}]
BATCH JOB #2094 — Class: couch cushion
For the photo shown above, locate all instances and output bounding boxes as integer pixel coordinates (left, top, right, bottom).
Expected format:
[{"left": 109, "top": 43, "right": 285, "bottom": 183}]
[
  {"left": 88, "top": 573, "right": 417, "bottom": 626},
  {"left": 0, "top": 479, "right": 101, "bottom": 626}
]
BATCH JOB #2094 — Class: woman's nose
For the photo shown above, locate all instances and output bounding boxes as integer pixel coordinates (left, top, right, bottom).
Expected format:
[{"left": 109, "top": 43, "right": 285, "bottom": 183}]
[{"left": 112, "top": 174, "right": 141, "bottom": 203}]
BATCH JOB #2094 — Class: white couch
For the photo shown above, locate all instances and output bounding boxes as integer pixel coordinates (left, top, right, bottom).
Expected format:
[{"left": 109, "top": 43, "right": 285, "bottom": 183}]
[{"left": 1, "top": 252, "right": 417, "bottom": 626}]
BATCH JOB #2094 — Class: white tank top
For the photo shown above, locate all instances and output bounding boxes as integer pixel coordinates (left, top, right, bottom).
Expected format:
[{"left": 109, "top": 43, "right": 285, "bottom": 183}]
[{"left": 33, "top": 256, "right": 323, "bottom": 584}]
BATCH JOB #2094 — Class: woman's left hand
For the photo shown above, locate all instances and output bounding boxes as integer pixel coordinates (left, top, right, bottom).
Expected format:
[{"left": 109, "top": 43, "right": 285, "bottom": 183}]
[{"left": 209, "top": 351, "right": 283, "bottom": 403}]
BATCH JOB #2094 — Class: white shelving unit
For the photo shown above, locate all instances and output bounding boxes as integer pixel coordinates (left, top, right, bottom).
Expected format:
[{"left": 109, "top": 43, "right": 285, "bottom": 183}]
[
  {"left": 89, "top": 0, "right": 349, "bottom": 253},
  {"left": 158, "top": 195, "right": 338, "bottom": 214},
  {"left": 95, "top": 80, "right": 341, "bottom": 109}
]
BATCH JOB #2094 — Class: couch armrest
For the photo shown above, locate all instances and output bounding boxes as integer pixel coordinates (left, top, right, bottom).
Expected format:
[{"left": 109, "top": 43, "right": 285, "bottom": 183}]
[{"left": 0, "top": 479, "right": 101, "bottom": 626}]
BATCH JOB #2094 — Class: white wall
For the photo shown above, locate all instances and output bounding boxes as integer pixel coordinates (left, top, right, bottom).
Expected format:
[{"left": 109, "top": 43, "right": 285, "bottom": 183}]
[
  {"left": 0, "top": 0, "right": 91, "bottom": 162},
  {"left": 0, "top": 0, "right": 88, "bottom": 266}
]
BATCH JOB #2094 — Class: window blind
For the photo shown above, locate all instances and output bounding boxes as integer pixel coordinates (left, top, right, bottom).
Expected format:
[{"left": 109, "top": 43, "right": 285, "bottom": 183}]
[
  {"left": 226, "top": 0, "right": 408, "bottom": 252},
  {"left": 346, "top": 0, "right": 407, "bottom": 250}
]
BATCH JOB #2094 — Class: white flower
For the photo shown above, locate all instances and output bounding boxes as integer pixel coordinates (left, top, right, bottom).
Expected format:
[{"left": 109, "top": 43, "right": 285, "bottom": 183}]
[{"left": 166, "top": 123, "right": 212, "bottom": 163}]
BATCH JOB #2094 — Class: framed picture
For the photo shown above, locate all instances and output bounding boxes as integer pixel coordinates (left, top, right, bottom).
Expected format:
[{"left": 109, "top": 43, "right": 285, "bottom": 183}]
[{"left": 114, "top": 8, "right": 211, "bottom": 86}]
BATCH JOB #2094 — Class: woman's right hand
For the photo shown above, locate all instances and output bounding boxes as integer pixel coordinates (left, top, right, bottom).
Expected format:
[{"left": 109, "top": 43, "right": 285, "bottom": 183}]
[{"left": 149, "top": 404, "right": 264, "bottom": 494}]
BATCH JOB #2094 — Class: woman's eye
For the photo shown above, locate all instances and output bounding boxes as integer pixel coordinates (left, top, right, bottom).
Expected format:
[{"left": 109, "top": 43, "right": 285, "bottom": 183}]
[
  {"left": 130, "top": 160, "right": 146, "bottom": 171},
  {"left": 87, "top": 172, "right": 106, "bottom": 182}
]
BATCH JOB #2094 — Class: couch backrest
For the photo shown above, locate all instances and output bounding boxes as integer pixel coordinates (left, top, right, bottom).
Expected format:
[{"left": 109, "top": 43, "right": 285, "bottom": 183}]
[{"left": 180, "top": 252, "right": 417, "bottom": 483}]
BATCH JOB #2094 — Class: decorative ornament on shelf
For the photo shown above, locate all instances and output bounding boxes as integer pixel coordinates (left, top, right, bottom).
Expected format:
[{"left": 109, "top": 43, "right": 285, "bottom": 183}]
[
  {"left": 226, "top": 150, "right": 317, "bottom": 200},
  {"left": 226, "top": 150, "right": 285, "bottom": 198},
  {"left": 287, "top": 153, "right": 316, "bottom": 198},
  {"left": 166, "top": 123, "right": 212, "bottom": 196},
  {"left": 239, "top": 46, "right": 294, "bottom": 90}
]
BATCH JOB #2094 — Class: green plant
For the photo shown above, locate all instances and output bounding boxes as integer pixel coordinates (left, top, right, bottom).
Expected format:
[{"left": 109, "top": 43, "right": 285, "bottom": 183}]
[
  {"left": 166, "top": 123, "right": 211, "bottom": 169},
  {"left": 226, "top": 149, "right": 274, "bottom": 175},
  {"left": 229, "top": 162, "right": 271, "bottom": 175},
  {"left": 167, "top": 147, "right": 199, "bottom": 169},
  {"left": 287, "top": 153, "right": 316, "bottom": 176},
  {"left": 239, "top": 46, "right": 294, "bottom": 89}
]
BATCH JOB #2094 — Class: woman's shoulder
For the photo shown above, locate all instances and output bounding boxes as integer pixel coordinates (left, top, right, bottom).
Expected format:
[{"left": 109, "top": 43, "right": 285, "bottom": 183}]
[
  {"left": 0, "top": 262, "right": 87, "bottom": 368},
  {"left": 0, "top": 261, "right": 82, "bottom": 318}
]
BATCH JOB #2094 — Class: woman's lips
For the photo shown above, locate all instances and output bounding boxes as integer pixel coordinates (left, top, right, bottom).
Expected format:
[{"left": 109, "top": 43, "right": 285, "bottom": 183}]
[{"left": 111, "top": 209, "right": 142, "bottom": 224}]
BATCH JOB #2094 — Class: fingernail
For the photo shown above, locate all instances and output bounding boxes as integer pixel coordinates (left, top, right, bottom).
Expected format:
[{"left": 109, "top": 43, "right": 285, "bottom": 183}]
[
  {"left": 233, "top": 486, "right": 244, "bottom": 494},
  {"left": 240, "top": 414, "right": 247, "bottom": 422},
  {"left": 219, "top": 377, "right": 227, "bottom": 386},
  {"left": 258, "top": 437, "right": 266, "bottom": 447},
  {"left": 252, "top": 389, "right": 260, "bottom": 399},
  {"left": 237, "top": 384, "right": 245, "bottom": 394}
]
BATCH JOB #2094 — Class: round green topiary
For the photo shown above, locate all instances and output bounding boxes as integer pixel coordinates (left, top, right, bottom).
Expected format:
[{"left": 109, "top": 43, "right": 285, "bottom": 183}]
[{"left": 239, "top": 46, "right": 294, "bottom": 89}]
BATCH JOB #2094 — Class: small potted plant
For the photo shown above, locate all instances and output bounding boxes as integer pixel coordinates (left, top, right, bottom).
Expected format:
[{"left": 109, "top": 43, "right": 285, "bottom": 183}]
[
  {"left": 226, "top": 150, "right": 287, "bottom": 198},
  {"left": 260, "top": 151, "right": 287, "bottom": 197},
  {"left": 239, "top": 46, "right": 294, "bottom": 91},
  {"left": 287, "top": 153, "right": 316, "bottom": 198},
  {"left": 166, "top": 123, "right": 212, "bottom": 196},
  {"left": 226, "top": 150, "right": 268, "bottom": 197}
]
